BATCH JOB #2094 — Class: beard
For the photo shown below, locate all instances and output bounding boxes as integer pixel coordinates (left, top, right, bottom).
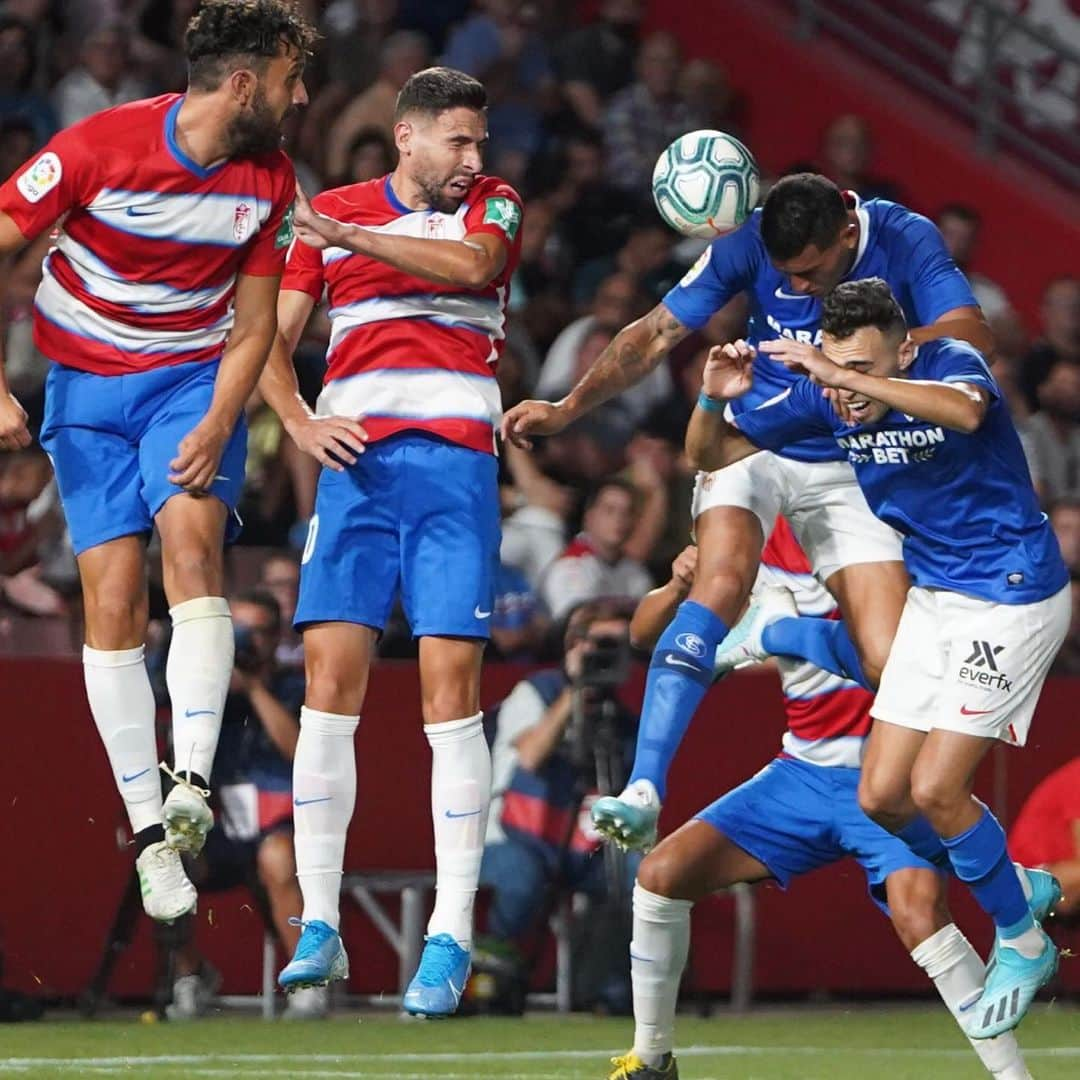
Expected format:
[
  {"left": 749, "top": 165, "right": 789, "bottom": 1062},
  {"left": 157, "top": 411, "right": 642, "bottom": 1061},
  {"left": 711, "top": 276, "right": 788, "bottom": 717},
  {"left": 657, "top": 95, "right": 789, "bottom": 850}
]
[
  {"left": 415, "top": 168, "right": 472, "bottom": 214},
  {"left": 226, "top": 88, "right": 285, "bottom": 157}
]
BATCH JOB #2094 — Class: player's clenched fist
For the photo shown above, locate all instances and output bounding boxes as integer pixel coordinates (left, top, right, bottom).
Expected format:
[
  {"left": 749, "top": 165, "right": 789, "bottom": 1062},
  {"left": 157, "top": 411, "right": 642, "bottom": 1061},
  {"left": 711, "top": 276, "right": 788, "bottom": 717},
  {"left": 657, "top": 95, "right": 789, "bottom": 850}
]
[
  {"left": 500, "top": 399, "right": 570, "bottom": 449},
  {"left": 671, "top": 544, "right": 697, "bottom": 591},
  {"left": 0, "top": 391, "right": 30, "bottom": 451},
  {"left": 702, "top": 340, "right": 755, "bottom": 401},
  {"left": 169, "top": 419, "right": 229, "bottom": 495}
]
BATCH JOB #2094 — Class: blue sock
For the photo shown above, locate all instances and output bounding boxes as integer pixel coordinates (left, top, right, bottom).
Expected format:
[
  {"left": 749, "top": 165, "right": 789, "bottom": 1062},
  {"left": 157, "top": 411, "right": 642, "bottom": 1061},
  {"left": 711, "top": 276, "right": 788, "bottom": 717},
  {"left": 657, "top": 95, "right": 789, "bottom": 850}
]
[
  {"left": 897, "top": 816, "right": 951, "bottom": 871},
  {"left": 761, "top": 615, "right": 873, "bottom": 691},
  {"left": 942, "top": 805, "right": 1033, "bottom": 934},
  {"left": 628, "top": 601, "right": 727, "bottom": 801}
]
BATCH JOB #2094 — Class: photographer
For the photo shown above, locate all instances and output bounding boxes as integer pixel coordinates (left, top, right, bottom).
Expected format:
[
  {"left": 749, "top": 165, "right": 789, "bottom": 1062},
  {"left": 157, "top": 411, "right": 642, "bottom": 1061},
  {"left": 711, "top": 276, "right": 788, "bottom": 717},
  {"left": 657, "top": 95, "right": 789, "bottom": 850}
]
[
  {"left": 160, "top": 590, "right": 319, "bottom": 1019},
  {"left": 476, "top": 598, "right": 641, "bottom": 1013}
]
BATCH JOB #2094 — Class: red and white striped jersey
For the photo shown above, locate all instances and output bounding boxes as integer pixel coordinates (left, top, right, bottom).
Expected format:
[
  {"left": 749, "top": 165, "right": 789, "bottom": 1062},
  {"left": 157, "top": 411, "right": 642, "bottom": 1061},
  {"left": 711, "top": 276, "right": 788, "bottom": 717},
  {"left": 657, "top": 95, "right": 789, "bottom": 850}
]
[
  {"left": 760, "top": 517, "right": 874, "bottom": 769},
  {"left": 0, "top": 94, "right": 295, "bottom": 376},
  {"left": 282, "top": 173, "right": 523, "bottom": 455}
]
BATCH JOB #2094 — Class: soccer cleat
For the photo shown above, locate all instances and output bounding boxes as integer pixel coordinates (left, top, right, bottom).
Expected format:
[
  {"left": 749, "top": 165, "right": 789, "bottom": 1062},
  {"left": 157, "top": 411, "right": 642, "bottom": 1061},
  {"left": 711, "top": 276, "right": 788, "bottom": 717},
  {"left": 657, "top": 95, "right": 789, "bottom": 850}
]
[
  {"left": 712, "top": 584, "right": 798, "bottom": 675},
  {"left": 402, "top": 933, "right": 471, "bottom": 1017},
  {"left": 963, "top": 928, "right": 1058, "bottom": 1040},
  {"left": 279, "top": 919, "right": 349, "bottom": 991},
  {"left": 161, "top": 764, "right": 214, "bottom": 855},
  {"left": 608, "top": 1051, "right": 679, "bottom": 1079},
  {"left": 592, "top": 779, "right": 661, "bottom": 852},
  {"left": 136, "top": 841, "right": 197, "bottom": 923},
  {"left": 1022, "top": 865, "right": 1062, "bottom": 923},
  {"left": 282, "top": 984, "right": 330, "bottom": 1020}
]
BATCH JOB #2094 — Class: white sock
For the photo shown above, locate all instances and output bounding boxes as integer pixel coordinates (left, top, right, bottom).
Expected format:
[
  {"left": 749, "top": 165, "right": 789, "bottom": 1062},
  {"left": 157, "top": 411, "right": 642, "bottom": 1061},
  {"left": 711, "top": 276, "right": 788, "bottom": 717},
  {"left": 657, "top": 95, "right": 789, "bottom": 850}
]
[
  {"left": 167, "top": 596, "right": 233, "bottom": 782},
  {"left": 83, "top": 645, "right": 162, "bottom": 834},
  {"left": 425, "top": 713, "right": 491, "bottom": 948},
  {"left": 293, "top": 706, "right": 359, "bottom": 930},
  {"left": 912, "top": 923, "right": 1031, "bottom": 1079},
  {"left": 631, "top": 884, "right": 692, "bottom": 1067}
]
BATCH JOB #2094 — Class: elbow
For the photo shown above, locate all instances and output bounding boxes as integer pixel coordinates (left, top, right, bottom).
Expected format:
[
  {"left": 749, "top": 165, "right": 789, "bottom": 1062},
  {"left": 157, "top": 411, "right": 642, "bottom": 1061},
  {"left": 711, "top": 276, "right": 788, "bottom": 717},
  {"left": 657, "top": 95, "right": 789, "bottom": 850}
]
[
  {"left": 956, "top": 407, "right": 986, "bottom": 434},
  {"left": 460, "top": 258, "right": 496, "bottom": 290},
  {"left": 686, "top": 443, "right": 719, "bottom": 472}
]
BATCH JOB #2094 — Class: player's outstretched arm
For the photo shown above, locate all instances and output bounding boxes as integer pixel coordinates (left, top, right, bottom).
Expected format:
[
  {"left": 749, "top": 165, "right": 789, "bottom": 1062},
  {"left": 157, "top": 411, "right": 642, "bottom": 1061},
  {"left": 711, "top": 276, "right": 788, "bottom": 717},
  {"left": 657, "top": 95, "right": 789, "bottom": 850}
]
[
  {"left": 259, "top": 288, "right": 368, "bottom": 472},
  {"left": 685, "top": 341, "right": 760, "bottom": 472},
  {"left": 501, "top": 302, "right": 690, "bottom": 449},
  {"left": 630, "top": 545, "right": 697, "bottom": 651},
  {"left": 909, "top": 305, "right": 994, "bottom": 356},
  {"left": 291, "top": 185, "right": 507, "bottom": 289}
]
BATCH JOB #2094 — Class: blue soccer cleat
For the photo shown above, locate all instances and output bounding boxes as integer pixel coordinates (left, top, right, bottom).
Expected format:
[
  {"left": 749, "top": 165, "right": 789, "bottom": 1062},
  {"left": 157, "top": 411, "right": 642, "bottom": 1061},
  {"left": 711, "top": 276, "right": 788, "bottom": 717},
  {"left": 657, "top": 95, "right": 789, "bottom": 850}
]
[
  {"left": 963, "top": 927, "right": 1058, "bottom": 1040},
  {"left": 278, "top": 919, "right": 349, "bottom": 991},
  {"left": 592, "top": 779, "right": 661, "bottom": 852},
  {"left": 402, "top": 933, "right": 471, "bottom": 1017},
  {"left": 1022, "top": 865, "right": 1062, "bottom": 923},
  {"left": 712, "top": 585, "right": 797, "bottom": 676}
]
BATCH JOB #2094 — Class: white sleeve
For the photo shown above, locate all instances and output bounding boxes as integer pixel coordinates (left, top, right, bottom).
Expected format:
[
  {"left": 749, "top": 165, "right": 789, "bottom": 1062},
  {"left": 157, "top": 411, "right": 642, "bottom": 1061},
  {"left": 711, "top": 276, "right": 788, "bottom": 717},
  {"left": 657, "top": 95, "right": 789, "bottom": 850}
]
[{"left": 541, "top": 556, "right": 598, "bottom": 620}]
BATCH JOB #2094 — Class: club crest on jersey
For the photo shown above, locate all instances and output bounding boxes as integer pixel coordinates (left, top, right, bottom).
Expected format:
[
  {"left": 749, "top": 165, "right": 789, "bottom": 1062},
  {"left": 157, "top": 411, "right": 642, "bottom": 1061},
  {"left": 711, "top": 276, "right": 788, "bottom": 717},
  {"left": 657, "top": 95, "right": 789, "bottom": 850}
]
[
  {"left": 233, "top": 201, "right": 253, "bottom": 243},
  {"left": 426, "top": 214, "right": 446, "bottom": 239},
  {"left": 16, "top": 151, "right": 61, "bottom": 204}
]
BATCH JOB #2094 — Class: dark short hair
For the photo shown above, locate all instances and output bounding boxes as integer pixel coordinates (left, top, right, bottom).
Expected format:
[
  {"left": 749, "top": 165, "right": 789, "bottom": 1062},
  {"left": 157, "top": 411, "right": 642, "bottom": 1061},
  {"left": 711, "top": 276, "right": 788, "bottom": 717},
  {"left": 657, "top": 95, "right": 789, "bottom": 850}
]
[
  {"left": 760, "top": 173, "right": 848, "bottom": 261},
  {"left": 564, "top": 597, "right": 636, "bottom": 645},
  {"left": 938, "top": 202, "right": 981, "bottom": 226},
  {"left": 821, "top": 278, "right": 908, "bottom": 341},
  {"left": 185, "top": 0, "right": 316, "bottom": 92},
  {"left": 394, "top": 66, "right": 487, "bottom": 122},
  {"left": 232, "top": 587, "right": 282, "bottom": 629},
  {"left": 584, "top": 477, "right": 639, "bottom": 513}
]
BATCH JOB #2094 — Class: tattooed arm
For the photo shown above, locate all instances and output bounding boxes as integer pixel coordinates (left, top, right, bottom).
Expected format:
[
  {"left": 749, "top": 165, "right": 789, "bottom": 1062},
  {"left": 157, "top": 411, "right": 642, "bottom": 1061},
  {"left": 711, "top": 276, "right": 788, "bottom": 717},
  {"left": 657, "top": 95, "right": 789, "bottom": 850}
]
[{"left": 501, "top": 302, "right": 690, "bottom": 448}]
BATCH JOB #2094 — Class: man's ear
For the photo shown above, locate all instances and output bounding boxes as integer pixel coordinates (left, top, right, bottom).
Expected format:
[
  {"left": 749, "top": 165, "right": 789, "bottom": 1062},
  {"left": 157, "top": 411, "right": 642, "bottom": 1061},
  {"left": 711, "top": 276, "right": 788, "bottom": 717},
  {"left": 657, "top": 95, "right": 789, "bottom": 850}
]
[
  {"left": 227, "top": 67, "right": 257, "bottom": 107},
  {"left": 394, "top": 119, "right": 412, "bottom": 157},
  {"left": 897, "top": 334, "right": 917, "bottom": 371}
]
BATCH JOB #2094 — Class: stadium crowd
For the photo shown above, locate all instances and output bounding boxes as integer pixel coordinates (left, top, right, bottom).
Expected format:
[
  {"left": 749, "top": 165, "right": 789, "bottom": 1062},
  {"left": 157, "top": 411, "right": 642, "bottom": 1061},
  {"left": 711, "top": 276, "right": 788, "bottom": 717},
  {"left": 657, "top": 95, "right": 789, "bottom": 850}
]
[{"left": 0, "top": 1, "right": 1077, "bottom": 669}]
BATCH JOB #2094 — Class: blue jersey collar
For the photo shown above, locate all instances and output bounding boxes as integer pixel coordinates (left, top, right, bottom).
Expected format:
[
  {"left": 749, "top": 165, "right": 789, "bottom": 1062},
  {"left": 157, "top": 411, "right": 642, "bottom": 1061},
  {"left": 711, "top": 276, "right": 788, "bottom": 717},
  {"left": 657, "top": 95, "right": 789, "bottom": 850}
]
[{"left": 165, "top": 97, "right": 225, "bottom": 180}]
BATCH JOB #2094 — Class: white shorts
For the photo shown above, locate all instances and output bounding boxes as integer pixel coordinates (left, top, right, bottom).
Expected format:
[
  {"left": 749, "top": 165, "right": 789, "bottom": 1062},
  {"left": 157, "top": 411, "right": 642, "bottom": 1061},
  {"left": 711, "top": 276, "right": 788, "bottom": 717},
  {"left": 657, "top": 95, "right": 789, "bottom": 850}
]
[
  {"left": 872, "top": 584, "right": 1072, "bottom": 746},
  {"left": 691, "top": 452, "right": 902, "bottom": 582}
]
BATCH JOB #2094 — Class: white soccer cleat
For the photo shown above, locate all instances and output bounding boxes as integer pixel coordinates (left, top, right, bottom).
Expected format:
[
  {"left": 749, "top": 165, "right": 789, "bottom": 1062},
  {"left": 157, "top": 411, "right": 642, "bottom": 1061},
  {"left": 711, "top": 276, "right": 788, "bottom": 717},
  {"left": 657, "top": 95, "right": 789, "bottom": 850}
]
[
  {"left": 161, "top": 765, "right": 214, "bottom": 855},
  {"left": 712, "top": 585, "right": 798, "bottom": 676},
  {"left": 591, "top": 779, "right": 662, "bottom": 852},
  {"left": 164, "top": 969, "right": 219, "bottom": 1021},
  {"left": 136, "top": 841, "right": 197, "bottom": 923}
]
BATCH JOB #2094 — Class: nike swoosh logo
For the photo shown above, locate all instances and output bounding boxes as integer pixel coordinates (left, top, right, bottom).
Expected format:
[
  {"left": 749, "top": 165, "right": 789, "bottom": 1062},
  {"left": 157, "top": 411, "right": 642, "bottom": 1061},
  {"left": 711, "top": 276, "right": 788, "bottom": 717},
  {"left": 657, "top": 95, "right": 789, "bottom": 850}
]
[
  {"left": 629, "top": 952, "right": 653, "bottom": 963},
  {"left": 774, "top": 285, "right": 811, "bottom": 300},
  {"left": 960, "top": 705, "right": 994, "bottom": 716},
  {"left": 473, "top": 606, "right": 492, "bottom": 619},
  {"left": 125, "top": 206, "right": 158, "bottom": 217},
  {"left": 448, "top": 977, "right": 463, "bottom": 1004},
  {"left": 445, "top": 808, "right": 481, "bottom": 819},
  {"left": 294, "top": 796, "right": 333, "bottom": 807},
  {"left": 665, "top": 656, "right": 698, "bottom": 671},
  {"left": 184, "top": 708, "right": 216, "bottom": 718},
  {"left": 122, "top": 768, "right": 151, "bottom": 783}
]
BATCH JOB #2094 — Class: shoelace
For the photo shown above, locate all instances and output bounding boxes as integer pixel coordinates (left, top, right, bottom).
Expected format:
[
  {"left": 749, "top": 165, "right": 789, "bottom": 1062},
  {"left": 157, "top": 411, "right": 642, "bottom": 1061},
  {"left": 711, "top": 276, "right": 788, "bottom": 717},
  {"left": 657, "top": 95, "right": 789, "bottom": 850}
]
[
  {"left": 288, "top": 916, "right": 335, "bottom": 960},
  {"left": 160, "top": 760, "right": 211, "bottom": 799},
  {"left": 608, "top": 1053, "right": 642, "bottom": 1078},
  {"left": 413, "top": 937, "right": 464, "bottom": 987}
]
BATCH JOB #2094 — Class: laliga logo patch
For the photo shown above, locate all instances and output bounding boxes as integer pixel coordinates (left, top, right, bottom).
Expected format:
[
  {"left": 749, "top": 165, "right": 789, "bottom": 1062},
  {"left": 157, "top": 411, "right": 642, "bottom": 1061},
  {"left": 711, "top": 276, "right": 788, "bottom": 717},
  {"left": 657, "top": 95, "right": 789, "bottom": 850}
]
[
  {"left": 16, "top": 152, "right": 62, "bottom": 204},
  {"left": 679, "top": 246, "right": 712, "bottom": 288},
  {"left": 233, "top": 201, "right": 253, "bottom": 243},
  {"left": 675, "top": 632, "right": 706, "bottom": 658}
]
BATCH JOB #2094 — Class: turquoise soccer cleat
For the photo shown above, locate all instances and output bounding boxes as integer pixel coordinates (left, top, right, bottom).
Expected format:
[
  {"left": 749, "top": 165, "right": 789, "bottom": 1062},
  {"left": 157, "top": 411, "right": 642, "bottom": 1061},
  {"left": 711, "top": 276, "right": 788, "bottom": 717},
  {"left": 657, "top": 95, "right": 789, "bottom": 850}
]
[
  {"left": 1023, "top": 866, "right": 1062, "bottom": 923},
  {"left": 278, "top": 919, "right": 349, "bottom": 991},
  {"left": 963, "top": 927, "right": 1058, "bottom": 1039},
  {"left": 402, "top": 933, "right": 471, "bottom": 1017},
  {"left": 591, "top": 779, "right": 661, "bottom": 852},
  {"left": 712, "top": 585, "right": 797, "bottom": 676}
]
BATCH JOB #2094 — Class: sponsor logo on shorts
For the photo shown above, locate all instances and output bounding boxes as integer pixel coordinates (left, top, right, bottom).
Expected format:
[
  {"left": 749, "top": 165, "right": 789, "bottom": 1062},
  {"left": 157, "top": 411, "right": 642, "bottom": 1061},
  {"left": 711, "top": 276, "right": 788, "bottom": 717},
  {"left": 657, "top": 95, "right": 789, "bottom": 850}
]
[
  {"left": 958, "top": 640, "right": 1011, "bottom": 692},
  {"left": 675, "top": 632, "right": 706, "bottom": 658}
]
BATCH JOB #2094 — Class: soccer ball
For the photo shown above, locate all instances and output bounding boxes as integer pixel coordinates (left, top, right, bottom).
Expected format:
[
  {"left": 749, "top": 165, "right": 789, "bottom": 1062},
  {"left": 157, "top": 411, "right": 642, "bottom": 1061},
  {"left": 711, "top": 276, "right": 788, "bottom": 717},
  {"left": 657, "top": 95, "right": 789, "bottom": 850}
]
[{"left": 651, "top": 130, "right": 760, "bottom": 238}]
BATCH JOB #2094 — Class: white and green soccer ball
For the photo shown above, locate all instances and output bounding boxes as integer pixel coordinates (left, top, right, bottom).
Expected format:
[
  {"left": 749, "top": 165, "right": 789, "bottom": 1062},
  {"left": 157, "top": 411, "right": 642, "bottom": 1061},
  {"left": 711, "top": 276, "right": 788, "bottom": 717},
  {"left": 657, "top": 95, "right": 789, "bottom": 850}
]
[{"left": 651, "top": 130, "right": 760, "bottom": 238}]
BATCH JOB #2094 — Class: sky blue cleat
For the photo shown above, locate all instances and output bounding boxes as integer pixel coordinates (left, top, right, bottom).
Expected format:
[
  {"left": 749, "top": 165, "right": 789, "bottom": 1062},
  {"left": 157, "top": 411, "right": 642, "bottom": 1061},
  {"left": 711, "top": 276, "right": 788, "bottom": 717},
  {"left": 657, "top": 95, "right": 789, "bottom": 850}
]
[
  {"left": 278, "top": 919, "right": 349, "bottom": 991},
  {"left": 963, "top": 927, "right": 1058, "bottom": 1040},
  {"left": 402, "top": 933, "right": 471, "bottom": 1017}
]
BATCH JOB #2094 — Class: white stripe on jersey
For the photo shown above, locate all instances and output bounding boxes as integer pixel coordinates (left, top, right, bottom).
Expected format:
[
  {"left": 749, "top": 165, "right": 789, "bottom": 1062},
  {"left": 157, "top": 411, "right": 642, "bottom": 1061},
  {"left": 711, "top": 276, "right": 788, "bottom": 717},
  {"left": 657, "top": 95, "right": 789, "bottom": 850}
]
[
  {"left": 317, "top": 368, "right": 502, "bottom": 426},
  {"left": 53, "top": 234, "right": 235, "bottom": 314},
  {"left": 36, "top": 268, "right": 233, "bottom": 353},
  {"left": 760, "top": 563, "right": 835, "bottom": 616},
  {"left": 86, "top": 187, "right": 273, "bottom": 247},
  {"left": 780, "top": 732, "right": 865, "bottom": 769}
]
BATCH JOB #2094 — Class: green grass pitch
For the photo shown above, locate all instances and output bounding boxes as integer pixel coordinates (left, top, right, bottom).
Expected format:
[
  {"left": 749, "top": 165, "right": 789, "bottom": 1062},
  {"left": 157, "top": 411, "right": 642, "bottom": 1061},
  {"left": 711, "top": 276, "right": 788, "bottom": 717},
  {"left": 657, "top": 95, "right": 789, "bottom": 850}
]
[{"left": 2, "top": 1005, "right": 1078, "bottom": 1079}]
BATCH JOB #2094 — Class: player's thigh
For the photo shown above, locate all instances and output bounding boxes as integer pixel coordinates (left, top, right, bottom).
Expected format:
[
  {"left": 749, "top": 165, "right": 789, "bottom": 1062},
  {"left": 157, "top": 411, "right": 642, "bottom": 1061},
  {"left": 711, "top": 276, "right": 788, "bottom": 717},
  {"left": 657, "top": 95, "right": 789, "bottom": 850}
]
[
  {"left": 909, "top": 728, "right": 994, "bottom": 827},
  {"left": 858, "top": 721, "right": 927, "bottom": 826},
  {"left": 155, "top": 493, "right": 229, "bottom": 603},
  {"left": 400, "top": 437, "right": 501, "bottom": 641},
  {"left": 638, "top": 818, "right": 771, "bottom": 902},
  {"left": 302, "top": 620, "right": 378, "bottom": 716},
  {"left": 76, "top": 534, "right": 150, "bottom": 648},
  {"left": 294, "top": 455, "right": 401, "bottom": 633},
  {"left": 418, "top": 635, "right": 485, "bottom": 724}
]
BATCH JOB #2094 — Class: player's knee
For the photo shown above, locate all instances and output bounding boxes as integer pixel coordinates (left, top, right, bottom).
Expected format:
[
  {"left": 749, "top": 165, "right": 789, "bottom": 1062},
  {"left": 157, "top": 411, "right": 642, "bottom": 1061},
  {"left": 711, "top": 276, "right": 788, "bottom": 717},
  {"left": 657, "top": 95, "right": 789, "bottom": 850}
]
[
  {"left": 421, "top": 688, "right": 477, "bottom": 726},
  {"left": 84, "top": 589, "right": 144, "bottom": 642},
  {"left": 164, "top": 544, "right": 221, "bottom": 599},
  {"left": 637, "top": 849, "right": 684, "bottom": 899},
  {"left": 888, "top": 873, "right": 949, "bottom": 951},
  {"left": 858, "top": 773, "right": 907, "bottom": 829},
  {"left": 909, "top": 770, "right": 964, "bottom": 824},
  {"left": 690, "top": 564, "right": 753, "bottom": 624},
  {"left": 305, "top": 655, "right": 362, "bottom": 715}
]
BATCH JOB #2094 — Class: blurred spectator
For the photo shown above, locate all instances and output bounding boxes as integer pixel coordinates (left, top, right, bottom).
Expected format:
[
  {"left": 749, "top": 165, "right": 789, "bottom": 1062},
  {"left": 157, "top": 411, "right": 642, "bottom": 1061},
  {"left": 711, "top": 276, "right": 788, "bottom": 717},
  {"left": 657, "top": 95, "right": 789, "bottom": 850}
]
[
  {"left": 1009, "top": 755, "right": 1080, "bottom": 914},
  {"left": 935, "top": 203, "right": 1010, "bottom": 319},
  {"left": 816, "top": 114, "right": 900, "bottom": 202},
  {"left": 604, "top": 31, "right": 706, "bottom": 194},
  {"left": 489, "top": 560, "right": 549, "bottom": 660},
  {"left": 52, "top": 22, "right": 150, "bottom": 129},
  {"left": 1021, "top": 277, "right": 1080, "bottom": 412},
  {"left": 1050, "top": 499, "right": 1080, "bottom": 573},
  {"left": 476, "top": 598, "right": 640, "bottom": 1013},
  {"left": 258, "top": 552, "right": 304, "bottom": 669},
  {"left": 555, "top": 0, "right": 642, "bottom": 129},
  {"left": 0, "top": 115, "right": 35, "bottom": 180},
  {"left": 343, "top": 126, "right": 395, "bottom": 184},
  {"left": 324, "top": 29, "right": 430, "bottom": 181},
  {"left": 621, "top": 427, "right": 689, "bottom": 578},
  {"left": 1025, "top": 361, "right": 1080, "bottom": 504},
  {"left": 678, "top": 57, "right": 739, "bottom": 136},
  {"left": 539, "top": 479, "right": 653, "bottom": 619},
  {"left": 573, "top": 213, "right": 682, "bottom": 306},
  {"left": 501, "top": 439, "right": 573, "bottom": 587},
  {"left": 0, "top": 15, "right": 55, "bottom": 144},
  {"left": 441, "top": 0, "right": 555, "bottom": 159}
]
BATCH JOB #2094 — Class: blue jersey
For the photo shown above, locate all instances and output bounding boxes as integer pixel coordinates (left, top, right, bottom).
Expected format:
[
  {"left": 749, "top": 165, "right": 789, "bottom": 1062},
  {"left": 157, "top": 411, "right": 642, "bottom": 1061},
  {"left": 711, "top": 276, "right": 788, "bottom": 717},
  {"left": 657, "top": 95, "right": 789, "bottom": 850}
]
[
  {"left": 734, "top": 340, "right": 1068, "bottom": 605},
  {"left": 663, "top": 198, "right": 978, "bottom": 462}
]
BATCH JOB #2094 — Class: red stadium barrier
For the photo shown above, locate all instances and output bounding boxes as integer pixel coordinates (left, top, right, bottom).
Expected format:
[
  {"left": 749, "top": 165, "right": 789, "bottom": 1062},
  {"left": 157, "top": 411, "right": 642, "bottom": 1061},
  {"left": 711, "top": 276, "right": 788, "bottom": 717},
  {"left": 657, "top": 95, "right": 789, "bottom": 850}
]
[{"left": 1, "top": 657, "right": 1076, "bottom": 1001}]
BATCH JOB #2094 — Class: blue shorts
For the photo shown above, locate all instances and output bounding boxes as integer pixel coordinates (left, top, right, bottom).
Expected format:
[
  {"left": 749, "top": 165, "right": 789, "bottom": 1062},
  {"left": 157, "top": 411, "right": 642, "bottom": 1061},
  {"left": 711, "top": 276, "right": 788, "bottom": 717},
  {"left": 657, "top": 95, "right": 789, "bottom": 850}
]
[
  {"left": 295, "top": 433, "right": 501, "bottom": 638},
  {"left": 696, "top": 755, "right": 938, "bottom": 913},
  {"left": 40, "top": 360, "right": 246, "bottom": 556}
]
